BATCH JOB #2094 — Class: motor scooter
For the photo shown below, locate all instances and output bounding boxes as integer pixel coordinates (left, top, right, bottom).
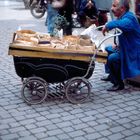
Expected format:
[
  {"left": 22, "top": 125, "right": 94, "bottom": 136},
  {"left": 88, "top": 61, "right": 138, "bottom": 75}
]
[{"left": 30, "top": 0, "right": 47, "bottom": 19}]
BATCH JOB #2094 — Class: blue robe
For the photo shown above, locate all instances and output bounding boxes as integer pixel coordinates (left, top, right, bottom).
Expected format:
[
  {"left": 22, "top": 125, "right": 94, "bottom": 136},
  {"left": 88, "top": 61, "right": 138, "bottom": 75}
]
[{"left": 106, "top": 11, "right": 140, "bottom": 80}]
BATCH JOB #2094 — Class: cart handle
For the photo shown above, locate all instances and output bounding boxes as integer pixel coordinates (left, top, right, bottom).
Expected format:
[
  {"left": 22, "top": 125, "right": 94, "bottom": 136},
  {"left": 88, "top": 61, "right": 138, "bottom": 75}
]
[
  {"left": 83, "top": 25, "right": 122, "bottom": 79},
  {"left": 93, "top": 25, "right": 122, "bottom": 51}
]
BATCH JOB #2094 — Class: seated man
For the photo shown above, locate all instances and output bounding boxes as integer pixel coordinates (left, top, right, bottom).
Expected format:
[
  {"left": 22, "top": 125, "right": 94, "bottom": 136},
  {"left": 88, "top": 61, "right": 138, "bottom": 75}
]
[
  {"left": 78, "top": 0, "right": 98, "bottom": 27},
  {"left": 102, "top": 0, "right": 140, "bottom": 91}
]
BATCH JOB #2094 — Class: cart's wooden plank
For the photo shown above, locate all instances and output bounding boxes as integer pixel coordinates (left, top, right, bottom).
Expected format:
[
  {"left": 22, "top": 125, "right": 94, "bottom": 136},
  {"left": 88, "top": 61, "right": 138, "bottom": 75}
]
[
  {"left": 9, "top": 43, "right": 107, "bottom": 57},
  {"left": 9, "top": 49, "right": 107, "bottom": 63},
  {"left": 9, "top": 49, "right": 92, "bottom": 62}
]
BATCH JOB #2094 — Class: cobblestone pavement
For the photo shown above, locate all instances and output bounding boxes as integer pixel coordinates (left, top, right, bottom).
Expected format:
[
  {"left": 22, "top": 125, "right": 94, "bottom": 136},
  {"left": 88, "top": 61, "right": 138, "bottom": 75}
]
[{"left": 0, "top": 1, "right": 140, "bottom": 140}]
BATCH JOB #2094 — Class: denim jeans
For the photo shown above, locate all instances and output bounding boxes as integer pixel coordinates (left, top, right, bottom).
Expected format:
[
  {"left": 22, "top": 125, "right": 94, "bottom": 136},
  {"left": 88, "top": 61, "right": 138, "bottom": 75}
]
[
  {"left": 105, "top": 45, "right": 119, "bottom": 73},
  {"left": 46, "top": 4, "right": 58, "bottom": 34}
]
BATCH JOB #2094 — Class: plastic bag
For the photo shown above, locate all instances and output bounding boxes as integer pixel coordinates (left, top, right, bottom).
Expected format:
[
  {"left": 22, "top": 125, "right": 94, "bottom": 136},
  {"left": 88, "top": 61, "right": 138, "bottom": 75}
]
[{"left": 81, "top": 24, "right": 97, "bottom": 43}]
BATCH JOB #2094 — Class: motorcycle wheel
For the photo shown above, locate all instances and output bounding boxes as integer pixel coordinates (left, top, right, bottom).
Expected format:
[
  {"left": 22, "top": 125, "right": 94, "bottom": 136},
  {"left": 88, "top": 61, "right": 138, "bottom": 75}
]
[{"left": 30, "top": 3, "right": 46, "bottom": 19}]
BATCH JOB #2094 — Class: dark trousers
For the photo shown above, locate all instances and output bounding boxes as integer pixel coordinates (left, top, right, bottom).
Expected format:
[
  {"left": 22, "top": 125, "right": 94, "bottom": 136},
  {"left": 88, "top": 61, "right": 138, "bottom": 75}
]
[
  {"left": 107, "top": 51, "right": 123, "bottom": 86},
  {"left": 105, "top": 45, "right": 118, "bottom": 73}
]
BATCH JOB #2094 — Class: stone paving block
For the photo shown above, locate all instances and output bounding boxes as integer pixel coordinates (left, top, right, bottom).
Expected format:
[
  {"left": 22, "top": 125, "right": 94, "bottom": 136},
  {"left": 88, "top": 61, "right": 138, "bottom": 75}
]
[
  {"left": 117, "top": 103, "right": 128, "bottom": 108},
  {"left": 74, "top": 113, "right": 86, "bottom": 118},
  {"left": 51, "top": 118, "right": 63, "bottom": 124},
  {"left": 102, "top": 101, "right": 113, "bottom": 106},
  {"left": 59, "top": 111, "right": 71, "bottom": 117},
  {"left": 70, "top": 109, "right": 84, "bottom": 114},
  {"left": 34, "top": 132, "right": 48, "bottom": 139},
  {"left": 122, "top": 123, "right": 136, "bottom": 129},
  {"left": 83, "top": 127, "right": 96, "bottom": 133},
  {"left": 9, "top": 126, "right": 26, "bottom": 133},
  {"left": 18, "top": 135, "right": 37, "bottom": 140},
  {"left": 1, "top": 118, "right": 16, "bottom": 124},
  {"left": 49, "top": 108, "right": 64, "bottom": 114},
  {"left": 35, "top": 116, "right": 46, "bottom": 121},
  {"left": 41, "top": 136, "right": 58, "bottom": 140},
  {"left": 130, "top": 110, "right": 140, "bottom": 115},
  {"left": 0, "top": 124, "right": 10, "bottom": 130},
  {"left": 123, "top": 106, "right": 137, "bottom": 111},
  {"left": 125, "top": 101, "right": 138, "bottom": 106},
  {"left": 128, "top": 115, "right": 140, "bottom": 121},
  {"left": 25, "top": 113, "right": 40, "bottom": 119},
  {"left": 104, "top": 111, "right": 117, "bottom": 117},
  {"left": 84, "top": 110, "right": 99, "bottom": 116},
  {"left": 87, "top": 120, "right": 98, "bottom": 126},
  {"left": 121, "top": 130, "right": 136, "bottom": 137},
  {"left": 116, "top": 118, "right": 131, "bottom": 124},
  {"left": 19, "top": 119, "right": 36, "bottom": 125},
  {"left": 36, "top": 119, "right": 52, "bottom": 127},
  {"left": 45, "top": 124, "right": 58, "bottom": 131},
  {"left": 62, "top": 126, "right": 74, "bottom": 133},
  {"left": 125, "top": 135, "right": 140, "bottom": 140},
  {"left": 94, "top": 124, "right": 109, "bottom": 131},
  {"left": 100, "top": 130, "right": 112, "bottom": 137},
  {"left": 118, "top": 112, "right": 132, "bottom": 118},
  {"left": 47, "top": 129, "right": 63, "bottom": 136},
  {"left": 95, "top": 113, "right": 105, "bottom": 119},
  {"left": 115, "top": 108, "right": 125, "bottom": 113},
  {"left": 109, "top": 125, "right": 125, "bottom": 133},
  {"left": 25, "top": 124, "right": 37, "bottom": 130},
  {"left": 72, "top": 123, "right": 88, "bottom": 130},
  {"left": 46, "top": 113, "right": 61, "bottom": 119},
  {"left": 97, "top": 137, "right": 109, "bottom": 140},
  {"left": 71, "top": 119, "right": 83, "bottom": 125},
  {"left": 18, "top": 130, "right": 31, "bottom": 137},
  {"left": 81, "top": 115, "right": 96, "bottom": 122},
  {"left": 30, "top": 127, "right": 47, "bottom": 134},
  {"left": 0, "top": 129, "right": 10, "bottom": 135},
  {"left": 68, "top": 130, "right": 86, "bottom": 138},
  {"left": 1, "top": 133, "right": 19, "bottom": 140},
  {"left": 131, "top": 126, "right": 140, "bottom": 134},
  {"left": 61, "top": 114, "right": 76, "bottom": 121},
  {"left": 56, "top": 121, "right": 73, "bottom": 128},
  {"left": 57, "top": 133, "right": 70, "bottom": 140},
  {"left": 85, "top": 132, "right": 102, "bottom": 140},
  {"left": 74, "top": 136, "right": 87, "bottom": 140},
  {"left": 108, "top": 133, "right": 125, "bottom": 140},
  {"left": 97, "top": 108, "right": 108, "bottom": 113}
]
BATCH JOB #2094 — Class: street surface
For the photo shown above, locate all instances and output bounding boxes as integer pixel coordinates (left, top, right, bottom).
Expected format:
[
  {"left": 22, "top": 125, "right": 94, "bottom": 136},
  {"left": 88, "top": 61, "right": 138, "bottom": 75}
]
[{"left": 0, "top": 1, "right": 140, "bottom": 140}]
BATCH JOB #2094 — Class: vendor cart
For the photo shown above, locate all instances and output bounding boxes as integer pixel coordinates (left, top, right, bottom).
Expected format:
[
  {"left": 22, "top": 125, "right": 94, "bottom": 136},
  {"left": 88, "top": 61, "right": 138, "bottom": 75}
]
[{"left": 8, "top": 26, "right": 122, "bottom": 105}]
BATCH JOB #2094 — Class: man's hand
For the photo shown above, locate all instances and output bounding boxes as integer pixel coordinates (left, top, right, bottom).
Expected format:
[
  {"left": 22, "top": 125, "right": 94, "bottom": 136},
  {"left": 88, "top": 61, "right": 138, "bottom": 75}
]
[
  {"left": 112, "top": 44, "right": 117, "bottom": 49},
  {"left": 102, "top": 26, "right": 108, "bottom": 36}
]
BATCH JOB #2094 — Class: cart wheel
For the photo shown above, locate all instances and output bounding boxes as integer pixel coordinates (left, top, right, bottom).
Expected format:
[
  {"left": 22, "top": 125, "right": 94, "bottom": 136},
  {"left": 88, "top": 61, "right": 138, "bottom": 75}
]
[
  {"left": 65, "top": 77, "right": 91, "bottom": 104},
  {"left": 21, "top": 77, "right": 47, "bottom": 105}
]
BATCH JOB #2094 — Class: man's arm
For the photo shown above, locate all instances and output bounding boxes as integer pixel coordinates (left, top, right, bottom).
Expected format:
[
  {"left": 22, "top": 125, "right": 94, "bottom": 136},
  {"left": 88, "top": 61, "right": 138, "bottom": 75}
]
[{"left": 106, "top": 18, "right": 134, "bottom": 32}]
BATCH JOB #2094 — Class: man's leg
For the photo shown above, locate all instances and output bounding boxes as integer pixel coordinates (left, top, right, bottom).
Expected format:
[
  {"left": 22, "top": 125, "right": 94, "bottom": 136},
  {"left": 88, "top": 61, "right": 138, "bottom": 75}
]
[
  {"left": 101, "top": 45, "right": 117, "bottom": 81},
  {"left": 46, "top": 4, "right": 58, "bottom": 34},
  {"left": 107, "top": 52, "right": 124, "bottom": 91}
]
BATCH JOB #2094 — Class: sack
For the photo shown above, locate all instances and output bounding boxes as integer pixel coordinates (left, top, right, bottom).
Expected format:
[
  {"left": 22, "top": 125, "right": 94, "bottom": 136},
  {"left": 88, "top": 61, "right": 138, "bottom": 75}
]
[{"left": 51, "top": 0, "right": 66, "bottom": 9}]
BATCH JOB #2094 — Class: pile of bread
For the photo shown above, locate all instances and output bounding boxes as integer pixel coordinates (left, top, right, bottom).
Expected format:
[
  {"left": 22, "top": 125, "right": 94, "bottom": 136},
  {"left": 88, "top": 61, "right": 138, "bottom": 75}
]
[{"left": 14, "top": 30, "right": 96, "bottom": 52}]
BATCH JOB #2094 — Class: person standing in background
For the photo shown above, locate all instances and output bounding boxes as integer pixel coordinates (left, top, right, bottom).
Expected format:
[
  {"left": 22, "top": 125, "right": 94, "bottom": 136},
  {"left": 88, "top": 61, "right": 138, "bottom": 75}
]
[
  {"left": 45, "top": 0, "right": 58, "bottom": 35},
  {"left": 46, "top": 0, "right": 73, "bottom": 35},
  {"left": 79, "top": 0, "right": 98, "bottom": 27},
  {"left": 58, "top": 0, "right": 74, "bottom": 35}
]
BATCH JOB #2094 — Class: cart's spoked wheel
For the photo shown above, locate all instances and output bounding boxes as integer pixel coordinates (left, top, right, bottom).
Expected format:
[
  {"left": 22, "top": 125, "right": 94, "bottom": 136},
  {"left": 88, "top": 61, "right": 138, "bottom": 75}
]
[
  {"left": 21, "top": 77, "right": 47, "bottom": 105},
  {"left": 65, "top": 77, "right": 91, "bottom": 104}
]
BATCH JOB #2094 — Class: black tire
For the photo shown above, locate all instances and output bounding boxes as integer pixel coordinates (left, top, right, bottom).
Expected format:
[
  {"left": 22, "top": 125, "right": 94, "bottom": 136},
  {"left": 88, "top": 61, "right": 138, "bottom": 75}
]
[
  {"left": 65, "top": 77, "right": 91, "bottom": 104},
  {"left": 30, "top": 3, "right": 45, "bottom": 19},
  {"left": 21, "top": 77, "right": 48, "bottom": 105}
]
